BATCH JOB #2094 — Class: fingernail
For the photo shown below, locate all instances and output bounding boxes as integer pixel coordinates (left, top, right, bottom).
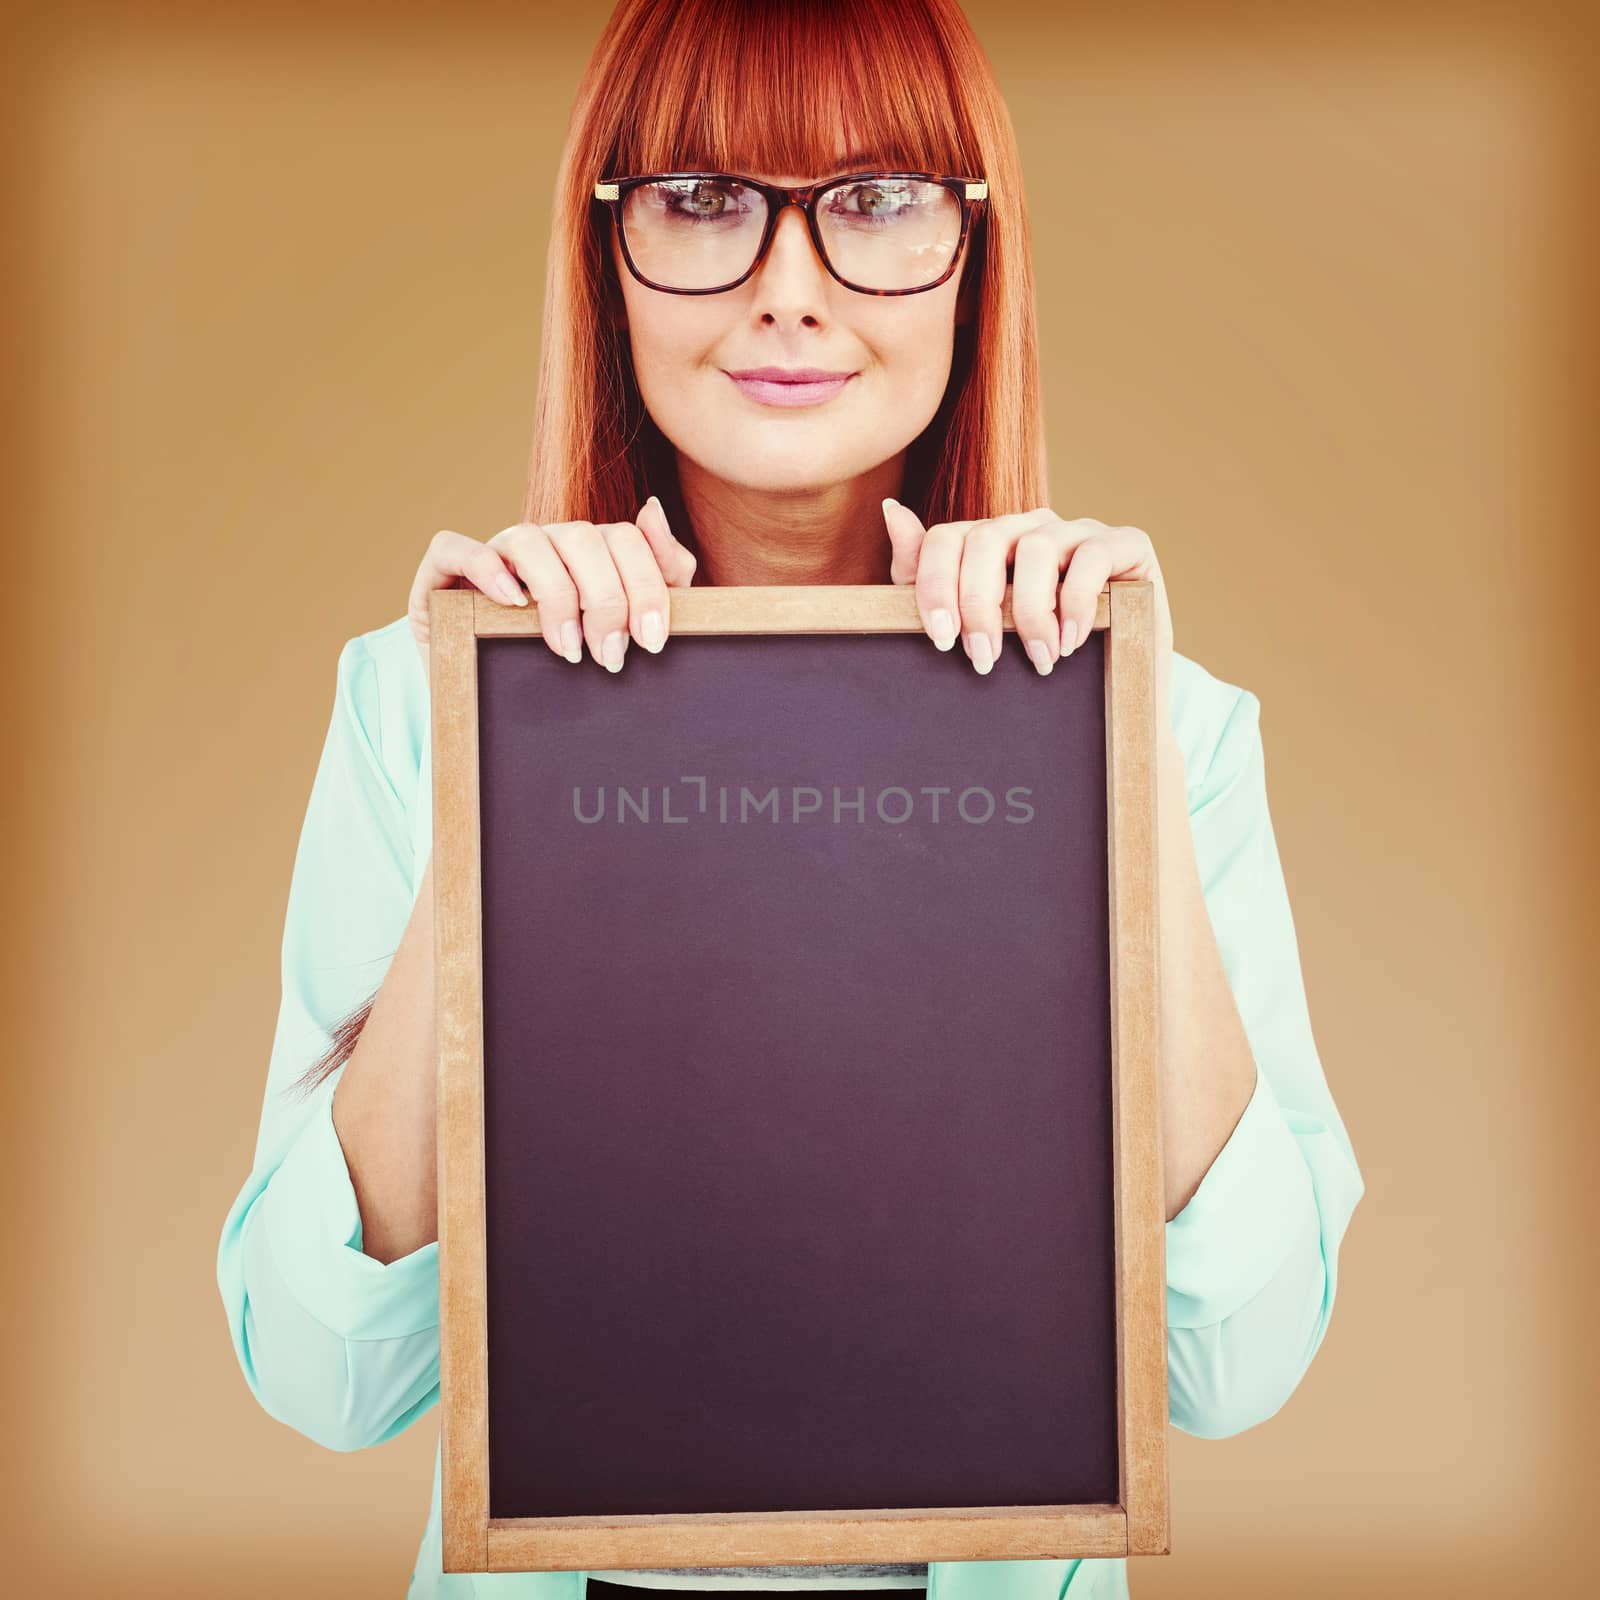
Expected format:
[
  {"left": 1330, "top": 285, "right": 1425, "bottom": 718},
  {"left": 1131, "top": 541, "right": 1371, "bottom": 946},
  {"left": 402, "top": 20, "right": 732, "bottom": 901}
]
[
  {"left": 929, "top": 609, "right": 957, "bottom": 650},
  {"left": 641, "top": 609, "right": 665, "bottom": 652},
  {"left": 496, "top": 575, "right": 525, "bottom": 605},
  {"left": 602, "top": 630, "right": 626, "bottom": 672},
  {"left": 1061, "top": 618, "right": 1079, "bottom": 655},
  {"left": 883, "top": 496, "right": 899, "bottom": 513},
  {"left": 560, "top": 620, "right": 583, "bottom": 662},
  {"left": 1027, "top": 639, "right": 1054, "bottom": 676},
  {"left": 967, "top": 633, "right": 994, "bottom": 675}
]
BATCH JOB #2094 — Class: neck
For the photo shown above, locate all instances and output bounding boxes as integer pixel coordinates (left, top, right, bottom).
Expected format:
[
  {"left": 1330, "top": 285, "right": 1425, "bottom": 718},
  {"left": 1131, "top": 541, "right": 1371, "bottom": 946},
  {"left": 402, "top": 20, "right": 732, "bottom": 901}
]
[{"left": 677, "top": 452, "right": 906, "bottom": 586}]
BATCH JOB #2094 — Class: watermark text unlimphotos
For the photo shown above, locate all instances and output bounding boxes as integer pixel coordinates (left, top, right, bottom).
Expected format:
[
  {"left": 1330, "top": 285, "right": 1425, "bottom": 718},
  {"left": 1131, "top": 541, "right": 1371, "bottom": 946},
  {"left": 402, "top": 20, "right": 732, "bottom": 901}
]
[{"left": 570, "top": 777, "right": 1036, "bottom": 826}]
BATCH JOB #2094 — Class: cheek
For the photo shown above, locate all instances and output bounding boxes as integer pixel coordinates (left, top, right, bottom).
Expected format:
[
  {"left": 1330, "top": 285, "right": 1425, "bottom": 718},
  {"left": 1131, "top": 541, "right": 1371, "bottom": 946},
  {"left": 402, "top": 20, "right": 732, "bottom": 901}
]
[
  {"left": 873, "top": 285, "right": 956, "bottom": 360},
  {"left": 619, "top": 292, "right": 709, "bottom": 408},
  {"left": 872, "top": 301, "right": 959, "bottom": 408},
  {"left": 908, "top": 326, "right": 955, "bottom": 390},
  {"left": 614, "top": 264, "right": 716, "bottom": 387}
]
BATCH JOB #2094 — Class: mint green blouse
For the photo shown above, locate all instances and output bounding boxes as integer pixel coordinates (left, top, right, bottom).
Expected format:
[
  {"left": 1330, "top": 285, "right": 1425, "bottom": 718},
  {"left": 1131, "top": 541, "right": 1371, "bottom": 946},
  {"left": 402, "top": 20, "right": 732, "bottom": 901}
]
[{"left": 217, "top": 614, "right": 1365, "bottom": 1600}]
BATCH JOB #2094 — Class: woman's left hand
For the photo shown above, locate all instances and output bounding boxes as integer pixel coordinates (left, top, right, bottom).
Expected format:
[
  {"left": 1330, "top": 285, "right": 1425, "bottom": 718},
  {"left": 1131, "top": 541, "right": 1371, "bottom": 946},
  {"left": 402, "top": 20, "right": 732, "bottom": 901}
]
[{"left": 883, "top": 499, "right": 1174, "bottom": 722}]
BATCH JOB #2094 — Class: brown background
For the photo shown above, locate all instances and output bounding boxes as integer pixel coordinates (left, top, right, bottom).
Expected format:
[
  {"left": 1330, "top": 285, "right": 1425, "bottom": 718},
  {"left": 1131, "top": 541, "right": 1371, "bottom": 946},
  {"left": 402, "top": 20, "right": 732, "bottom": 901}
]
[{"left": 6, "top": 0, "right": 1596, "bottom": 1594}]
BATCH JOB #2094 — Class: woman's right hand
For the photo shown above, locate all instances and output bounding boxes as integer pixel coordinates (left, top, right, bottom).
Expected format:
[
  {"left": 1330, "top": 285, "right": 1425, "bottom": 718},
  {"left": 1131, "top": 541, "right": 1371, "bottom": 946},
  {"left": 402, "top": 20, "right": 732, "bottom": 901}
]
[{"left": 408, "top": 495, "right": 697, "bottom": 680}]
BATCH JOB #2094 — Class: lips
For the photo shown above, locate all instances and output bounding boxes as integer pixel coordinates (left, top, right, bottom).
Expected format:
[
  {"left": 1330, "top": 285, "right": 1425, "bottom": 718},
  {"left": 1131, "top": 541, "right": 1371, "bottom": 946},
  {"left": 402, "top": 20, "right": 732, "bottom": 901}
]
[{"left": 725, "top": 367, "right": 856, "bottom": 409}]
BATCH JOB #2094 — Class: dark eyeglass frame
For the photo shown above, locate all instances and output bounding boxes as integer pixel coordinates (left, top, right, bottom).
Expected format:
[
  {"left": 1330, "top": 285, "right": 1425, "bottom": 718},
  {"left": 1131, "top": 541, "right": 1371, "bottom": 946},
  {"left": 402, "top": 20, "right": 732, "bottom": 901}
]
[{"left": 592, "top": 170, "right": 989, "bottom": 297}]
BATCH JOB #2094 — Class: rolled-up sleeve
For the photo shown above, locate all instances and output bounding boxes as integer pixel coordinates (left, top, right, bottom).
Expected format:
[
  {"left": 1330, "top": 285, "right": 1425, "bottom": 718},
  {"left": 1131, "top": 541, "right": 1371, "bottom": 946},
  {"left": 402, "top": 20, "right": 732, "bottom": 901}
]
[
  {"left": 1163, "top": 688, "right": 1366, "bottom": 1439},
  {"left": 216, "top": 633, "right": 441, "bottom": 1453}
]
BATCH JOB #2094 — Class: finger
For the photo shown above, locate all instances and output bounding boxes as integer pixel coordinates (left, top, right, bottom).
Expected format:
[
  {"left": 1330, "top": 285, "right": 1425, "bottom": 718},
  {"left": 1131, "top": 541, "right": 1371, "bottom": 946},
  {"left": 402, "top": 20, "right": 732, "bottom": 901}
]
[
  {"left": 912, "top": 519, "right": 974, "bottom": 650},
  {"left": 407, "top": 528, "right": 527, "bottom": 652},
  {"left": 1058, "top": 525, "right": 1156, "bottom": 654},
  {"left": 489, "top": 523, "right": 584, "bottom": 663},
  {"left": 955, "top": 518, "right": 1016, "bottom": 675},
  {"left": 602, "top": 518, "right": 674, "bottom": 654},
  {"left": 1011, "top": 526, "right": 1067, "bottom": 676},
  {"left": 881, "top": 497, "right": 926, "bottom": 586},
  {"left": 950, "top": 510, "right": 1054, "bottom": 671},
  {"left": 543, "top": 522, "right": 635, "bottom": 672},
  {"left": 636, "top": 496, "right": 699, "bottom": 590}
]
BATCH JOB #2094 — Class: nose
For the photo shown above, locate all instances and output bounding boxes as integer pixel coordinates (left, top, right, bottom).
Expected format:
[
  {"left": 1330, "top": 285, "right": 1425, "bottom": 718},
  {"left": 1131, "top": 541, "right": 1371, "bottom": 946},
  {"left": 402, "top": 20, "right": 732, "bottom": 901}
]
[
  {"left": 758, "top": 200, "right": 825, "bottom": 278},
  {"left": 749, "top": 200, "right": 831, "bottom": 315}
]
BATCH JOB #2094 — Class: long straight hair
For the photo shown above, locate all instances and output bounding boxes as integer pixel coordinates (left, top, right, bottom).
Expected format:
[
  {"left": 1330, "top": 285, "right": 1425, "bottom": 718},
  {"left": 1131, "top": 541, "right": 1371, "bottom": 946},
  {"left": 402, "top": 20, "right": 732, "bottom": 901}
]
[{"left": 291, "top": 0, "right": 1047, "bottom": 1102}]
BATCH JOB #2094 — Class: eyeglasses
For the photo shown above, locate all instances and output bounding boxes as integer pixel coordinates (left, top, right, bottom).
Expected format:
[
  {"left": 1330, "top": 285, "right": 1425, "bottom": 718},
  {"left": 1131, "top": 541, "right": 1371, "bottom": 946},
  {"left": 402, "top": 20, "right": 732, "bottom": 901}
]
[{"left": 593, "top": 170, "right": 989, "bottom": 296}]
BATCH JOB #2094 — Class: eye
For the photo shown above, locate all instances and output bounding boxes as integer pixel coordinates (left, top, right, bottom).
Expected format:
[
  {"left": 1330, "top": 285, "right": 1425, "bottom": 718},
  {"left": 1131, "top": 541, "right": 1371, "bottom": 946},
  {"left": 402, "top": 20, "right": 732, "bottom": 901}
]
[
  {"left": 665, "top": 178, "right": 750, "bottom": 221},
  {"left": 686, "top": 180, "right": 728, "bottom": 216},
  {"left": 827, "top": 180, "right": 917, "bottom": 222}
]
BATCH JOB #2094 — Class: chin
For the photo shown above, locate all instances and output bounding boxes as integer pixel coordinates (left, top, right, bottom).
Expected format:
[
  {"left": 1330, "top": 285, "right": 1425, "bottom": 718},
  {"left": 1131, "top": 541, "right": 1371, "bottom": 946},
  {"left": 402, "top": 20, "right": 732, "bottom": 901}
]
[{"left": 710, "top": 449, "right": 863, "bottom": 494}]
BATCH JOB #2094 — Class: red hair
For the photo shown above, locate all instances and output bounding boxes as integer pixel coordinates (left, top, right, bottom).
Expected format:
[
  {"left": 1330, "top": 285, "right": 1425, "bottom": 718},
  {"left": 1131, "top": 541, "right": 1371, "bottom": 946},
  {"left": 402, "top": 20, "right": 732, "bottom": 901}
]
[{"left": 292, "top": 0, "right": 1045, "bottom": 1101}]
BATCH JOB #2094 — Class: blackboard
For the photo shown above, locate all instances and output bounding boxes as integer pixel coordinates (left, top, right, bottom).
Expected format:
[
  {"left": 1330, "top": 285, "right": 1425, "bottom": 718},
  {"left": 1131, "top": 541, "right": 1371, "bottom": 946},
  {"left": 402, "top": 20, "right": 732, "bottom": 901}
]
[{"left": 429, "top": 583, "right": 1167, "bottom": 1576}]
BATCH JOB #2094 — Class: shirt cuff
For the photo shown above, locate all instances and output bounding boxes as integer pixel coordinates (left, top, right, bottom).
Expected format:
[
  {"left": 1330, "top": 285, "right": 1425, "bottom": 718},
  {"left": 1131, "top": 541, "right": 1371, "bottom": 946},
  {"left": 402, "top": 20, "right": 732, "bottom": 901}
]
[
  {"left": 257, "top": 1086, "right": 440, "bottom": 1341},
  {"left": 1164, "top": 1063, "right": 1318, "bottom": 1329}
]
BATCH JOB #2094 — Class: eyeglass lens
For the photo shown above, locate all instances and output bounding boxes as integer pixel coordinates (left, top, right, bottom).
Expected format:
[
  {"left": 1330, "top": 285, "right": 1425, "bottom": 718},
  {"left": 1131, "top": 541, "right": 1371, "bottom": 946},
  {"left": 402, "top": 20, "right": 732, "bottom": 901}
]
[{"left": 619, "top": 176, "right": 963, "bottom": 291}]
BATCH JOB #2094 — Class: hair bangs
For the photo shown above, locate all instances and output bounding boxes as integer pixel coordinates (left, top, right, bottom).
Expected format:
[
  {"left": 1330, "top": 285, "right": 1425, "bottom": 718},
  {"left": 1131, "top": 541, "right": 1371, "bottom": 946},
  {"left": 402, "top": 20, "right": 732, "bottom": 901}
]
[{"left": 613, "top": 0, "right": 978, "bottom": 181}]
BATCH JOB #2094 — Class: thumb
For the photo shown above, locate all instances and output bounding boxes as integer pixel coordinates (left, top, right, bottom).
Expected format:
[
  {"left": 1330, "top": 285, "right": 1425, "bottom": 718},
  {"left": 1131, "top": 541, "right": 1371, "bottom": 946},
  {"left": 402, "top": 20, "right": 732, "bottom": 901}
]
[
  {"left": 882, "top": 497, "right": 926, "bottom": 585},
  {"left": 637, "top": 495, "right": 699, "bottom": 588}
]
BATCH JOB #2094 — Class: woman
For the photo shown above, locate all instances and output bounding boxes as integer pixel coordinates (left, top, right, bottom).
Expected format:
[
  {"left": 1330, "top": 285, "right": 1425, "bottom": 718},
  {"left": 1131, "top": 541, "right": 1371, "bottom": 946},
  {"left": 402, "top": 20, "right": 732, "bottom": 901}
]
[{"left": 216, "top": 1, "right": 1365, "bottom": 1596}]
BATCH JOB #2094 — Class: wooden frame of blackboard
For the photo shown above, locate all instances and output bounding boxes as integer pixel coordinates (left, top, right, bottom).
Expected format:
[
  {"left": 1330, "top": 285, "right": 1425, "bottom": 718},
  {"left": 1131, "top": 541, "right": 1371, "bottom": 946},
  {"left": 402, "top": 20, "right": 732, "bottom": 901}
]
[{"left": 429, "top": 579, "right": 1168, "bottom": 1575}]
